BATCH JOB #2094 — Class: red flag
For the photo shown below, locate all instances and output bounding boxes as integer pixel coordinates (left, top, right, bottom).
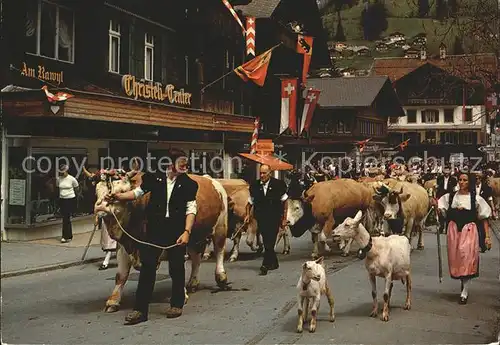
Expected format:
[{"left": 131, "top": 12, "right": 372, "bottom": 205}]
[
  {"left": 246, "top": 17, "right": 255, "bottom": 56},
  {"left": 296, "top": 35, "right": 313, "bottom": 86},
  {"left": 42, "top": 85, "right": 74, "bottom": 103},
  {"left": 299, "top": 89, "right": 320, "bottom": 135},
  {"left": 395, "top": 139, "right": 410, "bottom": 151},
  {"left": 234, "top": 48, "right": 273, "bottom": 86},
  {"left": 222, "top": 0, "right": 246, "bottom": 35},
  {"left": 280, "top": 78, "right": 298, "bottom": 135},
  {"left": 356, "top": 138, "right": 371, "bottom": 153}
]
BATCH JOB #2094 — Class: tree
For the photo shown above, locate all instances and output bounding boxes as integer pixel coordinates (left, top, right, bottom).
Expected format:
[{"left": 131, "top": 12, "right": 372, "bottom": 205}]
[
  {"left": 418, "top": 0, "right": 430, "bottom": 17},
  {"left": 360, "top": 0, "right": 388, "bottom": 41},
  {"left": 330, "top": 0, "right": 358, "bottom": 40},
  {"left": 452, "top": 36, "right": 464, "bottom": 54},
  {"left": 448, "top": 0, "right": 458, "bottom": 17},
  {"left": 435, "top": 0, "right": 447, "bottom": 20},
  {"left": 335, "top": 21, "right": 346, "bottom": 41}
]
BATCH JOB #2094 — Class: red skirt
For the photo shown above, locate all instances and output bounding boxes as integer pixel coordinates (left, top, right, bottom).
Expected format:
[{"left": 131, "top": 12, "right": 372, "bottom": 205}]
[{"left": 447, "top": 221, "right": 479, "bottom": 279}]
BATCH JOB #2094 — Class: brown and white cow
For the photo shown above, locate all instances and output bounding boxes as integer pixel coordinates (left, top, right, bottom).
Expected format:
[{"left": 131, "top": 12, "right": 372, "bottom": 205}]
[
  {"left": 286, "top": 179, "right": 377, "bottom": 259},
  {"left": 203, "top": 178, "right": 262, "bottom": 262},
  {"left": 84, "top": 168, "right": 229, "bottom": 313},
  {"left": 373, "top": 179, "right": 430, "bottom": 249}
]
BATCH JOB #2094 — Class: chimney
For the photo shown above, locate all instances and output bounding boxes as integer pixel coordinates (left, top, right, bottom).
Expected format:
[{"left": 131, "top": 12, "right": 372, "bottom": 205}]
[
  {"left": 439, "top": 43, "right": 447, "bottom": 59},
  {"left": 420, "top": 45, "right": 427, "bottom": 60}
]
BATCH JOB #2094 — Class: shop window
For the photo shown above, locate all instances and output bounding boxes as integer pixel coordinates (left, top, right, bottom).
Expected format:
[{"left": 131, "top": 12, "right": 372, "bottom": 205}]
[
  {"left": 337, "top": 120, "right": 351, "bottom": 133},
  {"left": 461, "top": 131, "right": 477, "bottom": 145},
  {"left": 25, "top": 0, "right": 75, "bottom": 62},
  {"left": 109, "top": 19, "right": 121, "bottom": 73},
  {"left": 444, "top": 109, "right": 454, "bottom": 123},
  {"left": 7, "top": 147, "right": 29, "bottom": 225},
  {"left": 144, "top": 33, "right": 154, "bottom": 81},
  {"left": 406, "top": 110, "right": 417, "bottom": 123}
]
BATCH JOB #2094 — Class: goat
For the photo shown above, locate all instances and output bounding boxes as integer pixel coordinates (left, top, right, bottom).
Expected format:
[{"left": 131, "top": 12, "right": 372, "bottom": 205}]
[
  {"left": 296, "top": 257, "right": 335, "bottom": 333},
  {"left": 332, "top": 210, "right": 412, "bottom": 322}
]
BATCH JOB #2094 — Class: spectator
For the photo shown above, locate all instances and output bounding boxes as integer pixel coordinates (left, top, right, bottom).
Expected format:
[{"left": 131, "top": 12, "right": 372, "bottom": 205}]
[{"left": 56, "top": 164, "right": 79, "bottom": 243}]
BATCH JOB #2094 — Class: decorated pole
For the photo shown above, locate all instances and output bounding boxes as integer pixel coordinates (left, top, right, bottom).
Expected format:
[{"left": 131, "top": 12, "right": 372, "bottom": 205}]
[{"left": 250, "top": 117, "right": 259, "bottom": 154}]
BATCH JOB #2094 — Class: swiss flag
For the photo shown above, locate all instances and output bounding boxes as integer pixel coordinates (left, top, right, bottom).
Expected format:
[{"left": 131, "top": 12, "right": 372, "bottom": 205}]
[
  {"left": 280, "top": 78, "right": 298, "bottom": 135},
  {"left": 299, "top": 89, "right": 320, "bottom": 135}
]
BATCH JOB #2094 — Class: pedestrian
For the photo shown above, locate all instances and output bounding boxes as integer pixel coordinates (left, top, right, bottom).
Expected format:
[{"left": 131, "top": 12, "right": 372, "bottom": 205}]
[
  {"left": 474, "top": 171, "right": 495, "bottom": 252},
  {"left": 56, "top": 164, "right": 78, "bottom": 243},
  {"left": 245, "top": 164, "right": 288, "bottom": 276},
  {"left": 436, "top": 165, "right": 458, "bottom": 233},
  {"left": 105, "top": 149, "right": 197, "bottom": 325},
  {"left": 98, "top": 216, "right": 116, "bottom": 270},
  {"left": 437, "top": 172, "right": 492, "bottom": 304}
]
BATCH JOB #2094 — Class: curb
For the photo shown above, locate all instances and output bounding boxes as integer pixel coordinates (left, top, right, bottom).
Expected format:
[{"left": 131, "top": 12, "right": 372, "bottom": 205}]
[{"left": 1, "top": 257, "right": 102, "bottom": 279}]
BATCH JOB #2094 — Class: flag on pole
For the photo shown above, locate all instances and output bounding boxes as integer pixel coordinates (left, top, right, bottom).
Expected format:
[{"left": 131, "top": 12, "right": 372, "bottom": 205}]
[
  {"left": 280, "top": 78, "right": 298, "bottom": 135},
  {"left": 395, "top": 139, "right": 410, "bottom": 151},
  {"left": 462, "top": 86, "right": 467, "bottom": 121},
  {"left": 42, "top": 85, "right": 74, "bottom": 103},
  {"left": 250, "top": 117, "right": 260, "bottom": 154},
  {"left": 234, "top": 47, "right": 273, "bottom": 86},
  {"left": 296, "top": 35, "right": 313, "bottom": 86},
  {"left": 299, "top": 89, "right": 320, "bottom": 135},
  {"left": 222, "top": 0, "right": 246, "bottom": 35},
  {"left": 246, "top": 17, "right": 256, "bottom": 57},
  {"left": 356, "top": 138, "right": 371, "bottom": 153}
]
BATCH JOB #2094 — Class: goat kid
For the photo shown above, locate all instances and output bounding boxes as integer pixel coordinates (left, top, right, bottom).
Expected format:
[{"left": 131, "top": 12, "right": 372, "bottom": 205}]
[
  {"left": 332, "top": 210, "right": 412, "bottom": 322},
  {"left": 296, "top": 257, "right": 335, "bottom": 333}
]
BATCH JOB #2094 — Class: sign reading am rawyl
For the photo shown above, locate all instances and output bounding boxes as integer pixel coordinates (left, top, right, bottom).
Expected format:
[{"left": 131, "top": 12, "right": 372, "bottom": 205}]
[{"left": 121, "top": 75, "right": 192, "bottom": 106}]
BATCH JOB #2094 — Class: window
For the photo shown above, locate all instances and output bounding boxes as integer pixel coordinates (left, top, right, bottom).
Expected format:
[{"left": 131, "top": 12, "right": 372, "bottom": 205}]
[
  {"left": 406, "top": 110, "right": 417, "bottom": 123},
  {"left": 337, "top": 120, "right": 351, "bottom": 133},
  {"left": 425, "top": 131, "right": 436, "bottom": 143},
  {"left": 144, "top": 33, "right": 154, "bottom": 81},
  {"left": 440, "top": 131, "right": 459, "bottom": 144},
  {"left": 25, "top": 0, "right": 75, "bottom": 62},
  {"left": 422, "top": 109, "right": 438, "bottom": 123},
  {"left": 108, "top": 20, "right": 120, "bottom": 73},
  {"left": 317, "top": 120, "right": 333, "bottom": 134},
  {"left": 444, "top": 109, "right": 454, "bottom": 123},
  {"left": 461, "top": 131, "right": 477, "bottom": 144},
  {"left": 464, "top": 108, "right": 473, "bottom": 122}
]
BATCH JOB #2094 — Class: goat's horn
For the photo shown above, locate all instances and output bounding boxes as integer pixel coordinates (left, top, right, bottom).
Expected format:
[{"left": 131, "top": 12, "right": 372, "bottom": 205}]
[{"left": 82, "top": 166, "right": 94, "bottom": 178}]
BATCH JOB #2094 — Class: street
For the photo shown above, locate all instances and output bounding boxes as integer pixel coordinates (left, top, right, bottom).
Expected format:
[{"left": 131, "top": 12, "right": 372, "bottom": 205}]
[{"left": 2, "top": 229, "right": 499, "bottom": 344}]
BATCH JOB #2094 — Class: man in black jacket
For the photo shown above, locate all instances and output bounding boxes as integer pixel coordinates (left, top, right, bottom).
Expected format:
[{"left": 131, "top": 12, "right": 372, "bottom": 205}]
[
  {"left": 436, "top": 166, "right": 458, "bottom": 233},
  {"left": 245, "top": 164, "right": 288, "bottom": 275},
  {"left": 107, "top": 149, "right": 198, "bottom": 325}
]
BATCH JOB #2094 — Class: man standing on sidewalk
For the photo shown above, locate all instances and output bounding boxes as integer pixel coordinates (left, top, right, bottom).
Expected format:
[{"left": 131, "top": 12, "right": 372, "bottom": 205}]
[
  {"left": 245, "top": 164, "right": 288, "bottom": 275},
  {"left": 106, "top": 149, "right": 198, "bottom": 325}
]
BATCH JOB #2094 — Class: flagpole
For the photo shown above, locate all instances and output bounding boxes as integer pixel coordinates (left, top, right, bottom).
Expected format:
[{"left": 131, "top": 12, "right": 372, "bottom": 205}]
[{"left": 201, "top": 42, "right": 283, "bottom": 93}]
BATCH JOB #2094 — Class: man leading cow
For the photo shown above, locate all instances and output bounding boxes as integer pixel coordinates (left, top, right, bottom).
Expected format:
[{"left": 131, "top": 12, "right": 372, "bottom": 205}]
[{"left": 105, "top": 149, "right": 197, "bottom": 325}]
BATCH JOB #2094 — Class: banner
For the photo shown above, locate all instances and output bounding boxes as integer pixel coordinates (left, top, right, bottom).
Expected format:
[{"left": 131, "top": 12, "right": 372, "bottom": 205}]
[
  {"left": 299, "top": 89, "right": 320, "bottom": 135},
  {"left": 280, "top": 78, "right": 298, "bottom": 135},
  {"left": 296, "top": 35, "right": 313, "bottom": 86},
  {"left": 234, "top": 47, "right": 273, "bottom": 86},
  {"left": 246, "top": 17, "right": 256, "bottom": 56}
]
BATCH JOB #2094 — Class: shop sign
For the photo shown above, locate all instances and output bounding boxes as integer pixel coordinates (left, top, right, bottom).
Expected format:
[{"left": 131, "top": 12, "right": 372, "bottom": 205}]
[
  {"left": 121, "top": 75, "right": 192, "bottom": 106},
  {"left": 202, "top": 98, "right": 234, "bottom": 114},
  {"left": 19, "top": 62, "right": 64, "bottom": 85},
  {"left": 256, "top": 139, "right": 274, "bottom": 154},
  {"left": 9, "top": 179, "right": 26, "bottom": 206}
]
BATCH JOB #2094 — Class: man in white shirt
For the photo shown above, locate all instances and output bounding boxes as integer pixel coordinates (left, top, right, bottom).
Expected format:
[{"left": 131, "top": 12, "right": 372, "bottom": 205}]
[
  {"left": 56, "top": 165, "right": 79, "bottom": 243},
  {"left": 108, "top": 150, "right": 197, "bottom": 324},
  {"left": 245, "top": 164, "right": 288, "bottom": 275}
]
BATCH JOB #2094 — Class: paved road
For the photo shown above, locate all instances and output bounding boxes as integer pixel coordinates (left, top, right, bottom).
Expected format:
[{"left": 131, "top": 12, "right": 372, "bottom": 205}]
[{"left": 2, "top": 230, "right": 499, "bottom": 344}]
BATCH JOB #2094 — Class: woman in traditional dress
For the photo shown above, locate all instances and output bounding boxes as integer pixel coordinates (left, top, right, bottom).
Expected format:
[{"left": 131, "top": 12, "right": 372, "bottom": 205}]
[{"left": 438, "top": 172, "right": 492, "bottom": 304}]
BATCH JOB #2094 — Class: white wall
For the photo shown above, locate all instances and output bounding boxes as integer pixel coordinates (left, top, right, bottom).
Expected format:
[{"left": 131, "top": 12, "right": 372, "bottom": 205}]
[{"left": 389, "top": 105, "right": 485, "bottom": 129}]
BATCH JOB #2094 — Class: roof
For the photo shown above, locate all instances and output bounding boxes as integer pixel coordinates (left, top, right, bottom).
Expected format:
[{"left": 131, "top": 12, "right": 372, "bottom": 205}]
[
  {"left": 305, "top": 76, "right": 390, "bottom": 107},
  {"left": 371, "top": 53, "right": 498, "bottom": 85},
  {"left": 234, "top": 0, "right": 282, "bottom": 18}
]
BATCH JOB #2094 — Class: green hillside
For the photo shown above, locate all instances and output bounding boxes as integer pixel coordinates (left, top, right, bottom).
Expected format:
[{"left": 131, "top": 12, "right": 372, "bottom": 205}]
[{"left": 321, "top": 0, "right": 463, "bottom": 70}]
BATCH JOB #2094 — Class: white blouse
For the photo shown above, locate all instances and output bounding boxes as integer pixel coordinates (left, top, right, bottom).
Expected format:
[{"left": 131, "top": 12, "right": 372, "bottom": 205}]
[{"left": 437, "top": 193, "right": 492, "bottom": 220}]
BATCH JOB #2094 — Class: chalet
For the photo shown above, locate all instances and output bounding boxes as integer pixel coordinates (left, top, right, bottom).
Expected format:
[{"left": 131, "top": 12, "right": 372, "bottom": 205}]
[
  {"left": 389, "top": 32, "right": 405, "bottom": 40},
  {"left": 375, "top": 43, "right": 389, "bottom": 52},
  {"left": 274, "top": 76, "right": 405, "bottom": 166},
  {"left": 0, "top": 0, "right": 255, "bottom": 240},
  {"left": 371, "top": 50, "right": 498, "bottom": 160}
]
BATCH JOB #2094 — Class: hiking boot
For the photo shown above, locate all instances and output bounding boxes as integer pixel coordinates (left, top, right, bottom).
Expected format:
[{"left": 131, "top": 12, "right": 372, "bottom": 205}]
[{"left": 166, "top": 307, "right": 183, "bottom": 318}]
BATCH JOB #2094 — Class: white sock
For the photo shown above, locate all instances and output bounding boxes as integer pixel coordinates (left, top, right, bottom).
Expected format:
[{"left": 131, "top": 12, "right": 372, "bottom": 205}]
[
  {"left": 103, "top": 252, "right": 111, "bottom": 266},
  {"left": 460, "top": 279, "right": 470, "bottom": 298}
]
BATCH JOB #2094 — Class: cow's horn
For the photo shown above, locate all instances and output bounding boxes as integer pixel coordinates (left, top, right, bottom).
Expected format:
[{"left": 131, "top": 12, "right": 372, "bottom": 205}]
[
  {"left": 82, "top": 166, "right": 94, "bottom": 178},
  {"left": 126, "top": 169, "right": 139, "bottom": 179}
]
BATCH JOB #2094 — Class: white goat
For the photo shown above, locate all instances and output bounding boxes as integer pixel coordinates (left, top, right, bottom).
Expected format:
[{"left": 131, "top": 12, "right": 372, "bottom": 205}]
[
  {"left": 332, "top": 210, "right": 412, "bottom": 322},
  {"left": 296, "top": 257, "right": 335, "bottom": 333}
]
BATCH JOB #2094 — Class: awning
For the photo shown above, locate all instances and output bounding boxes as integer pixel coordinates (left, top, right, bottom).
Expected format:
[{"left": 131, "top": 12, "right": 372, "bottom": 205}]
[{"left": 239, "top": 153, "right": 293, "bottom": 170}]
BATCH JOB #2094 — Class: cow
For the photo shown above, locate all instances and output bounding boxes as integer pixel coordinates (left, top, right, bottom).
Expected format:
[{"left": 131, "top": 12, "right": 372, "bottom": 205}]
[
  {"left": 83, "top": 168, "right": 229, "bottom": 313},
  {"left": 286, "top": 179, "right": 377, "bottom": 259},
  {"left": 203, "top": 179, "right": 262, "bottom": 262},
  {"left": 373, "top": 180, "right": 430, "bottom": 250},
  {"left": 487, "top": 176, "right": 500, "bottom": 217}
]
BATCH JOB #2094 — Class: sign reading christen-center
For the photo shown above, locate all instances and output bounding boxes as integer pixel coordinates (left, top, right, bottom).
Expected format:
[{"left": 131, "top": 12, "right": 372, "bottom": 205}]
[{"left": 121, "top": 75, "right": 192, "bottom": 106}]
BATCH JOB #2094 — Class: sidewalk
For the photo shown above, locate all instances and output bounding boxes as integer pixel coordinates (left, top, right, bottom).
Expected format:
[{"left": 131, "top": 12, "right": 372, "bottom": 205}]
[{"left": 1, "top": 229, "right": 107, "bottom": 278}]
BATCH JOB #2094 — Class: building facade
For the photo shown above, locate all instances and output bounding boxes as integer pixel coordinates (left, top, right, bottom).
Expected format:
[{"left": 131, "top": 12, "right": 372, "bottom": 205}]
[
  {"left": 372, "top": 50, "right": 498, "bottom": 161},
  {"left": 1, "top": 0, "right": 255, "bottom": 240}
]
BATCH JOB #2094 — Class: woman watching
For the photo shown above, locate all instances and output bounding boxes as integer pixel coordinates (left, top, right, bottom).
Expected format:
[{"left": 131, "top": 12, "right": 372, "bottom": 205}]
[{"left": 56, "top": 164, "right": 78, "bottom": 243}]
